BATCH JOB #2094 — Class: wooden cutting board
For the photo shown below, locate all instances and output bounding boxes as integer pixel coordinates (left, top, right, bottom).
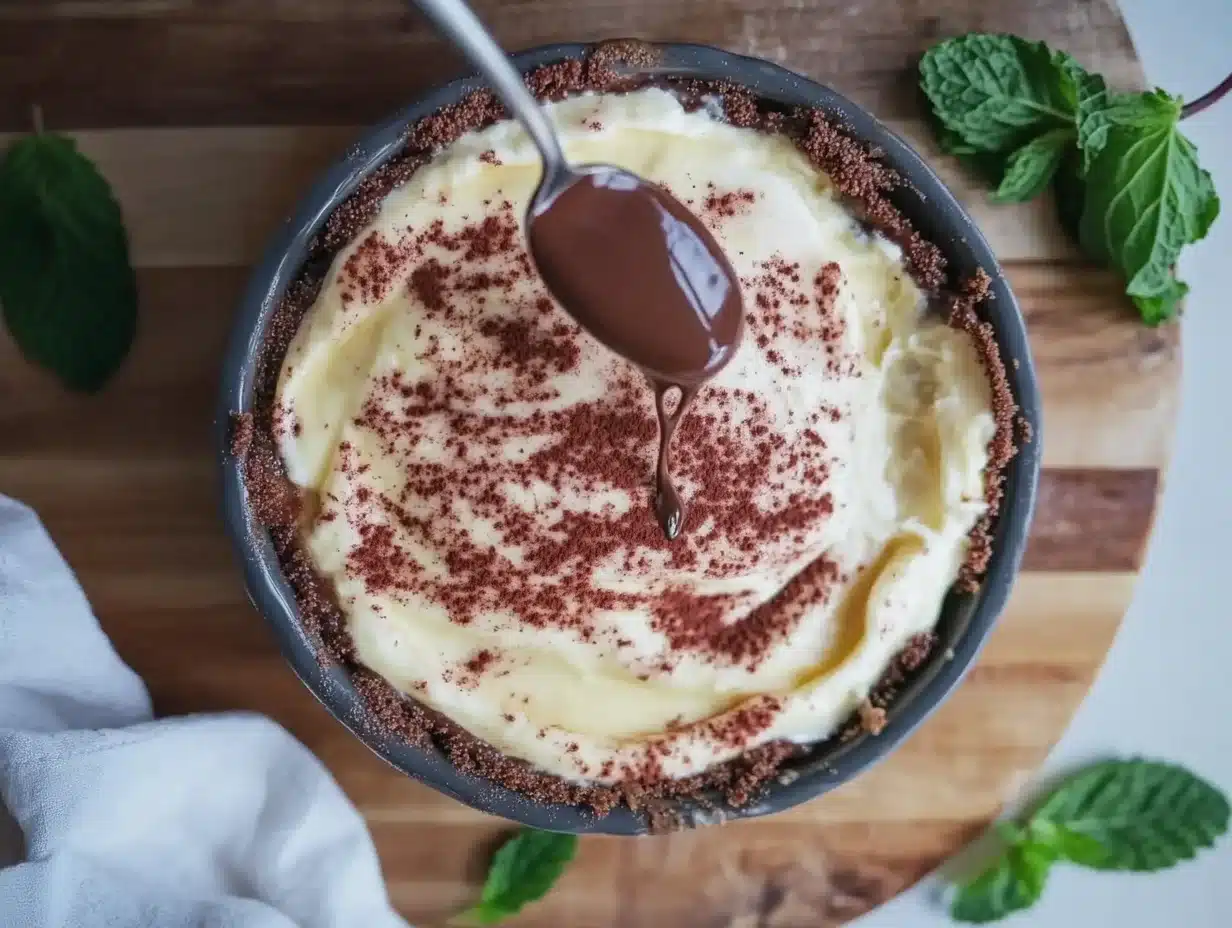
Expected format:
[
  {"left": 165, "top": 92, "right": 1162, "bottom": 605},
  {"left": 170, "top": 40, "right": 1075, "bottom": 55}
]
[{"left": 0, "top": 2, "right": 1175, "bottom": 925}]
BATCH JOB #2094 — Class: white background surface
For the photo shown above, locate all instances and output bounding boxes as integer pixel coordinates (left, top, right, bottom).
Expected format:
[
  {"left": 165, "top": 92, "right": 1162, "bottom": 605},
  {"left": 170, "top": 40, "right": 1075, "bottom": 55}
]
[{"left": 862, "top": 2, "right": 1232, "bottom": 925}]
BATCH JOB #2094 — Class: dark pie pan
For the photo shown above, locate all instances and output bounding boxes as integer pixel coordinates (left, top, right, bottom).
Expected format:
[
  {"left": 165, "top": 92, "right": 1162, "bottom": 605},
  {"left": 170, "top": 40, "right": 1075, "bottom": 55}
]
[{"left": 217, "top": 41, "right": 1043, "bottom": 835}]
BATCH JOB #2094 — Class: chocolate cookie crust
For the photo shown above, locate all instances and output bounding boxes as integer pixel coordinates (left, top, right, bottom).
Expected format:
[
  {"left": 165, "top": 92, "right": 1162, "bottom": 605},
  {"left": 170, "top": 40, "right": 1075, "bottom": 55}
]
[{"left": 237, "top": 44, "right": 1019, "bottom": 822}]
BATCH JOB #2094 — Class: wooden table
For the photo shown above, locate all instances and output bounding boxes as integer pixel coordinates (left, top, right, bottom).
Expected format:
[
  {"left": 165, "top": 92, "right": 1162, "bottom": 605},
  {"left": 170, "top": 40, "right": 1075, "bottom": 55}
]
[{"left": 0, "top": 2, "right": 1175, "bottom": 924}]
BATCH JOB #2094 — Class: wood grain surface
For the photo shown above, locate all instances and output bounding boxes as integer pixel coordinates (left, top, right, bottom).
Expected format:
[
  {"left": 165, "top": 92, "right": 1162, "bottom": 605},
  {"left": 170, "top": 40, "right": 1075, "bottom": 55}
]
[{"left": 0, "top": 2, "right": 1175, "bottom": 925}]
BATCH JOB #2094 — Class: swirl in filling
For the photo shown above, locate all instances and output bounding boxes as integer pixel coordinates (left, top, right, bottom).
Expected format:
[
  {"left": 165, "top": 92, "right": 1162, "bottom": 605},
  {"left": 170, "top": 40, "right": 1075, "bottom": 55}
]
[{"left": 276, "top": 90, "right": 995, "bottom": 784}]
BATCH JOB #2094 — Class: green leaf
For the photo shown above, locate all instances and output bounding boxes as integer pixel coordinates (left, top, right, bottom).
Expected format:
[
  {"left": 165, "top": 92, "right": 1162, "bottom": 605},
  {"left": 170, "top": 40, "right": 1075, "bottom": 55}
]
[
  {"left": 0, "top": 133, "right": 137, "bottom": 391},
  {"left": 1077, "top": 89, "right": 1180, "bottom": 173},
  {"left": 1054, "top": 53, "right": 1110, "bottom": 175},
  {"left": 920, "top": 34, "right": 1074, "bottom": 153},
  {"left": 991, "top": 128, "right": 1074, "bottom": 203},
  {"left": 950, "top": 858, "right": 1021, "bottom": 924},
  {"left": 1013, "top": 841, "right": 1056, "bottom": 898},
  {"left": 919, "top": 34, "right": 1219, "bottom": 328},
  {"left": 950, "top": 842, "right": 1052, "bottom": 924},
  {"left": 952, "top": 758, "right": 1228, "bottom": 923},
  {"left": 451, "top": 828, "right": 577, "bottom": 925},
  {"left": 1054, "top": 52, "right": 1108, "bottom": 119},
  {"left": 1025, "top": 818, "right": 1108, "bottom": 868},
  {"left": 449, "top": 902, "right": 507, "bottom": 927},
  {"left": 1078, "top": 111, "right": 1218, "bottom": 312},
  {"left": 1132, "top": 276, "right": 1188, "bottom": 325},
  {"left": 1053, "top": 825, "right": 1120, "bottom": 868},
  {"left": 1032, "top": 759, "right": 1230, "bottom": 871}
]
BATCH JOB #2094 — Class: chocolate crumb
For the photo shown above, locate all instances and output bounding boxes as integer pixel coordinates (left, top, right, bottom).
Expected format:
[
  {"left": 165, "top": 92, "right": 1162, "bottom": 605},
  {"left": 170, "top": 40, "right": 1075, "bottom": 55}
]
[
  {"left": 318, "top": 158, "right": 424, "bottom": 254},
  {"left": 858, "top": 701, "right": 887, "bottom": 735},
  {"left": 898, "top": 632, "right": 933, "bottom": 672},
  {"left": 229, "top": 412, "right": 253, "bottom": 459},
  {"left": 793, "top": 110, "right": 945, "bottom": 291},
  {"left": 944, "top": 270, "right": 1017, "bottom": 590}
]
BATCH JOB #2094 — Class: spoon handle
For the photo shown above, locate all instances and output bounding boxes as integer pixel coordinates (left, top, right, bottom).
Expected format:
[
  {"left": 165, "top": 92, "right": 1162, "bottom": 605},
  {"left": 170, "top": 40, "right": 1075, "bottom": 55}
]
[{"left": 412, "top": 0, "right": 567, "bottom": 173}]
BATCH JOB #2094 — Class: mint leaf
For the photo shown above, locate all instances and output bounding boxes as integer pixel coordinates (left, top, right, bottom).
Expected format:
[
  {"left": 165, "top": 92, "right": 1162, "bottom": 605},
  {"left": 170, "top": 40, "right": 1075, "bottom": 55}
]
[
  {"left": 451, "top": 828, "right": 577, "bottom": 925},
  {"left": 1055, "top": 53, "right": 1109, "bottom": 174},
  {"left": 1131, "top": 276, "right": 1188, "bottom": 325},
  {"left": 951, "top": 858, "right": 1022, "bottom": 924},
  {"left": 1078, "top": 108, "right": 1218, "bottom": 323},
  {"left": 450, "top": 901, "right": 510, "bottom": 927},
  {"left": 1055, "top": 52, "right": 1108, "bottom": 118},
  {"left": 949, "top": 758, "right": 1227, "bottom": 922},
  {"left": 920, "top": 33, "right": 1222, "bottom": 328},
  {"left": 1052, "top": 825, "right": 1118, "bottom": 868},
  {"left": 1032, "top": 759, "right": 1230, "bottom": 871},
  {"left": 951, "top": 841, "right": 1052, "bottom": 924},
  {"left": 0, "top": 133, "right": 137, "bottom": 391},
  {"left": 1077, "top": 89, "right": 1179, "bottom": 173},
  {"left": 1012, "top": 841, "right": 1056, "bottom": 898},
  {"left": 920, "top": 34, "right": 1074, "bottom": 153},
  {"left": 991, "top": 128, "right": 1073, "bottom": 203},
  {"left": 1026, "top": 818, "right": 1108, "bottom": 868}
]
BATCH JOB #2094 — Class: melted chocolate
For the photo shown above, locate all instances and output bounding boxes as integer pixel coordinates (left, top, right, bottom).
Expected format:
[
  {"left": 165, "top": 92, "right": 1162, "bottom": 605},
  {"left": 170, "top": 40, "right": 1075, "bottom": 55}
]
[
  {"left": 650, "top": 381, "right": 699, "bottom": 539},
  {"left": 528, "top": 167, "right": 744, "bottom": 538}
]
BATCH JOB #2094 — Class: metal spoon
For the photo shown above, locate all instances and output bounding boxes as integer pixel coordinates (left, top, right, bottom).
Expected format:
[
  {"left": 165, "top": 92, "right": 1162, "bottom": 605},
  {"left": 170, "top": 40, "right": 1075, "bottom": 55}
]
[
  {"left": 412, "top": 0, "right": 743, "bottom": 371},
  {"left": 412, "top": 0, "right": 582, "bottom": 212},
  {"left": 411, "top": 0, "right": 745, "bottom": 539}
]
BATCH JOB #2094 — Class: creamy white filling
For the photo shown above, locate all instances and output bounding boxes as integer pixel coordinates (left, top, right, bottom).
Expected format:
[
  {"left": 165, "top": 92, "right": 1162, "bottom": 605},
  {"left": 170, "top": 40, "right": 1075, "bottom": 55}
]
[{"left": 276, "top": 89, "right": 995, "bottom": 783}]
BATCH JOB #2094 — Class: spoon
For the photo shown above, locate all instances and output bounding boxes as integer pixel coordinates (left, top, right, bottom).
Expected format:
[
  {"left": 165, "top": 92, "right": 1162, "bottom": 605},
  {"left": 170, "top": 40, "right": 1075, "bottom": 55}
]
[{"left": 412, "top": 0, "right": 745, "bottom": 539}]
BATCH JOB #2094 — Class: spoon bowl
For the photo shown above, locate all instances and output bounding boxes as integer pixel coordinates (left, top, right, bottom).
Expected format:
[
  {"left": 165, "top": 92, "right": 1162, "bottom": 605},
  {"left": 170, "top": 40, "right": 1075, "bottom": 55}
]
[
  {"left": 413, "top": 0, "right": 743, "bottom": 380},
  {"left": 527, "top": 163, "right": 744, "bottom": 384}
]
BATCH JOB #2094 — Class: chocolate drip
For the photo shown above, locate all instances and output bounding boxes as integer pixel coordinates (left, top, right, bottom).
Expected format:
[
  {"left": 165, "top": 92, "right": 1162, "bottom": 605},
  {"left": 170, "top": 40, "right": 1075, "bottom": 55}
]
[
  {"left": 528, "top": 168, "right": 745, "bottom": 538},
  {"left": 651, "top": 380, "right": 700, "bottom": 539}
]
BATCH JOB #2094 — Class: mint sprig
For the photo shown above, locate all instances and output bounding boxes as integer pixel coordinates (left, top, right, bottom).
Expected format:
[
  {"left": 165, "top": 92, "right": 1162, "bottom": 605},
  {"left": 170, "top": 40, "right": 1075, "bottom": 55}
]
[
  {"left": 991, "top": 127, "right": 1073, "bottom": 204},
  {"left": 450, "top": 827, "right": 577, "bottom": 926},
  {"left": 1078, "top": 93, "right": 1218, "bottom": 322},
  {"left": 0, "top": 126, "right": 137, "bottom": 391},
  {"left": 951, "top": 837, "right": 1055, "bottom": 924},
  {"left": 919, "top": 35, "right": 1073, "bottom": 153},
  {"left": 1033, "top": 759, "right": 1230, "bottom": 870},
  {"left": 920, "top": 34, "right": 1224, "bottom": 326},
  {"left": 951, "top": 759, "right": 1229, "bottom": 923}
]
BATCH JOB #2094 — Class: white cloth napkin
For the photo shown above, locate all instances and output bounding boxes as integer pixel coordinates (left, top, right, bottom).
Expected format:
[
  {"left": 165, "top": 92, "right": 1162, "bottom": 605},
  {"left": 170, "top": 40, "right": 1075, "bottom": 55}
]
[{"left": 0, "top": 496, "right": 410, "bottom": 928}]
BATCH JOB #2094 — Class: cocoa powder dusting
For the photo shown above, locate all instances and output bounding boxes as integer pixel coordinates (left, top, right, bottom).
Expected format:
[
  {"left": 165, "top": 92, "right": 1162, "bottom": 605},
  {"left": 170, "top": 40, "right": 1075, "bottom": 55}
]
[
  {"left": 464, "top": 649, "right": 497, "bottom": 676},
  {"left": 237, "top": 45, "right": 1019, "bottom": 823},
  {"left": 325, "top": 202, "right": 840, "bottom": 666},
  {"left": 702, "top": 184, "right": 757, "bottom": 219}
]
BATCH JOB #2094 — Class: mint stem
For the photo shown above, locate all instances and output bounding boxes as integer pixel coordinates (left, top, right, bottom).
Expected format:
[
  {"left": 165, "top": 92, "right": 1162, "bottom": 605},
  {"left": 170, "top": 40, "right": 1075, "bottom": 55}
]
[{"left": 1181, "top": 71, "right": 1232, "bottom": 120}]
